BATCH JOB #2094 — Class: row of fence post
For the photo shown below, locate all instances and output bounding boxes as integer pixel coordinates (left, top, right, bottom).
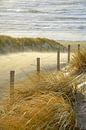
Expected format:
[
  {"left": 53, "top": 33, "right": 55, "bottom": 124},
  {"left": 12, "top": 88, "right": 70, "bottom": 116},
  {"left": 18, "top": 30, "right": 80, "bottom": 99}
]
[
  {"left": 37, "top": 44, "right": 81, "bottom": 72},
  {"left": 9, "top": 44, "right": 80, "bottom": 104}
]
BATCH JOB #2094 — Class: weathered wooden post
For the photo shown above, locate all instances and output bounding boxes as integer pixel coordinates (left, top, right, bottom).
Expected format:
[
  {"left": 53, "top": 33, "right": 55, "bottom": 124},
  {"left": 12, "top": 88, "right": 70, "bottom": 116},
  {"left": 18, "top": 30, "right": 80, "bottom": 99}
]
[
  {"left": 37, "top": 58, "right": 40, "bottom": 73},
  {"left": 57, "top": 48, "right": 60, "bottom": 71},
  {"left": 78, "top": 44, "right": 80, "bottom": 53},
  {"left": 10, "top": 70, "right": 15, "bottom": 105},
  {"left": 68, "top": 45, "right": 70, "bottom": 63}
]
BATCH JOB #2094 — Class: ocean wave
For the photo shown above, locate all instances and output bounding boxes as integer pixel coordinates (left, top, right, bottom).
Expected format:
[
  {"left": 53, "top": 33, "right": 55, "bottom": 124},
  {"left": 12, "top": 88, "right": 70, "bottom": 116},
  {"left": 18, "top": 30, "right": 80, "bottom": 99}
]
[{"left": 0, "top": 0, "right": 86, "bottom": 40}]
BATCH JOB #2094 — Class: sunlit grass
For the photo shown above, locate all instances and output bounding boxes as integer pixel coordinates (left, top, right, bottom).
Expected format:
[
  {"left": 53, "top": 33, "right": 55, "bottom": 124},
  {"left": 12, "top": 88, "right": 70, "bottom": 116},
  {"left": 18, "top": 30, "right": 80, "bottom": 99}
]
[
  {"left": 0, "top": 92, "right": 76, "bottom": 130},
  {"left": 0, "top": 71, "right": 77, "bottom": 130},
  {"left": 70, "top": 49, "right": 86, "bottom": 73}
]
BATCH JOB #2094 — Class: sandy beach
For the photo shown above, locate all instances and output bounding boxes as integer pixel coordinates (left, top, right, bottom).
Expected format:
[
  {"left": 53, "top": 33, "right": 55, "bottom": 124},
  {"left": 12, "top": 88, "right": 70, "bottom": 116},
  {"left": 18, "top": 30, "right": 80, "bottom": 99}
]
[{"left": 0, "top": 51, "right": 68, "bottom": 100}]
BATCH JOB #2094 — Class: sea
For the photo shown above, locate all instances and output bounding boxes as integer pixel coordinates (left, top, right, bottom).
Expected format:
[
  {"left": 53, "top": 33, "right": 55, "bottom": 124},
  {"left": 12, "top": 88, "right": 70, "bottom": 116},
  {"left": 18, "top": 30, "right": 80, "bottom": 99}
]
[{"left": 0, "top": 0, "right": 86, "bottom": 41}]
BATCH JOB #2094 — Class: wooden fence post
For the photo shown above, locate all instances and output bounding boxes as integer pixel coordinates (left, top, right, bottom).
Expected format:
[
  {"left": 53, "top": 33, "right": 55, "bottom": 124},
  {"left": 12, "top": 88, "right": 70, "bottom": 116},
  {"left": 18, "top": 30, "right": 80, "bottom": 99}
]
[
  {"left": 37, "top": 58, "right": 40, "bottom": 73},
  {"left": 10, "top": 70, "right": 15, "bottom": 105},
  {"left": 57, "top": 49, "right": 60, "bottom": 71},
  {"left": 78, "top": 44, "right": 80, "bottom": 53},
  {"left": 68, "top": 45, "right": 70, "bottom": 63}
]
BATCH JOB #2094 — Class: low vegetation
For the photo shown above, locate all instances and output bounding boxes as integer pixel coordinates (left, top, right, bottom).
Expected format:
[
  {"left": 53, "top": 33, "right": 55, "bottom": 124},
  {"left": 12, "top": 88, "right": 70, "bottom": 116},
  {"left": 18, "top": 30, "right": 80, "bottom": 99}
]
[
  {"left": 59, "top": 40, "right": 86, "bottom": 52},
  {"left": 0, "top": 72, "right": 77, "bottom": 130},
  {"left": 70, "top": 49, "right": 86, "bottom": 73},
  {"left": 0, "top": 35, "right": 65, "bottom": 53}
]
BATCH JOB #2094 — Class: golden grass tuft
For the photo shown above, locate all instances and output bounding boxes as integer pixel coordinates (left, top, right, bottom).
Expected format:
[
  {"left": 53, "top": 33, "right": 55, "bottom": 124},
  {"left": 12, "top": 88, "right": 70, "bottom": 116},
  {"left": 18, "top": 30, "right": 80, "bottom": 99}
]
[
  {"left": 0, "top": 72, "right": 77, "bottom": 130},
  {"left": 0, "top": 92, "right": 76, "bottom": 130},
  {"left": 70, "top": 50, "right": 86, "bottom": 73},
  {"left": 17, "top": 72, "right": 76, "bottom": 104}
]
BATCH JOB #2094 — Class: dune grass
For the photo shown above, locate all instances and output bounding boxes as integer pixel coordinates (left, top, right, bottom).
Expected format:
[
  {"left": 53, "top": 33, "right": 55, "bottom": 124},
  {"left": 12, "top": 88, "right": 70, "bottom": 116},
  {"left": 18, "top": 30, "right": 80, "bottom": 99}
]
[
  {"left": 0, "top": 92, "right": 76, "bottom": 130},
  {"left": 0, "top": 71, "right": 78, "bottom": 130},
  {"left": 70, "top": 49, "right": 86, "bottom": 73},
  {"left": 0, "top": 35, "right": 65, "bottom": 53}
]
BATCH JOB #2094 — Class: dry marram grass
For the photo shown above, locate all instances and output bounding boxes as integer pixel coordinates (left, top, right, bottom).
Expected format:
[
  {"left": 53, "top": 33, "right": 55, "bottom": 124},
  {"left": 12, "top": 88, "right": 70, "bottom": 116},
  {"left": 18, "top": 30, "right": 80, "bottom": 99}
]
[
  {"left": 70, "top": 50, "right": 86, "bottom": 73},
  {"left": 0, "top": 72, "right": 77, "bottom": 130}
]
